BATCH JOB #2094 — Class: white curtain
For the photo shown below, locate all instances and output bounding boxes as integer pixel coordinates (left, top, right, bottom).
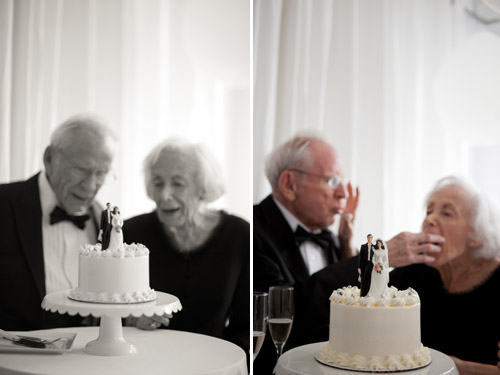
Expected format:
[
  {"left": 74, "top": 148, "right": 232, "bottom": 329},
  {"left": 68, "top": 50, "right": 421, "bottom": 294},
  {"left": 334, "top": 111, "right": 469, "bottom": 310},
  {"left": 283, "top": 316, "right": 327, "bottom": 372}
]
[
  {"left": 0, "top": 0, "right": 250, "bottom": 221},
  {"left": 253, "top": 0, "right": 500, "bottom": 246}
]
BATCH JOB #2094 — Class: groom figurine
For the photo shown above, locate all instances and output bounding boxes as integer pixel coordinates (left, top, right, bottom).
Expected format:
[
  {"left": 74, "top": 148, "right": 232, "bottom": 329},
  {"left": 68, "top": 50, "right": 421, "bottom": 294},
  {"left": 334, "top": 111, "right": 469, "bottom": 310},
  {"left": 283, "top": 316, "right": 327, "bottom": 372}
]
[
  {"left": 98, "top": 202, "right": 112, "bottom": 250},
  {"left": 358, "top": 234, "right": 375, "bottom": 297}
]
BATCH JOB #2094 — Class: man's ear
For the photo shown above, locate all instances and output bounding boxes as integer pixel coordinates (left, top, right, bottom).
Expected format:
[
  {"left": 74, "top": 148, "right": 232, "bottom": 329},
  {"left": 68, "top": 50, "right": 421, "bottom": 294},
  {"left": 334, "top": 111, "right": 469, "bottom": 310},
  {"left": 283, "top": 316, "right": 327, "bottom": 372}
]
[
  {"left": 278, "top": 170, "right": 297, "bottom": 201},
  {"left": 43, "top": 146, "right": 54, "bottom": 174}
]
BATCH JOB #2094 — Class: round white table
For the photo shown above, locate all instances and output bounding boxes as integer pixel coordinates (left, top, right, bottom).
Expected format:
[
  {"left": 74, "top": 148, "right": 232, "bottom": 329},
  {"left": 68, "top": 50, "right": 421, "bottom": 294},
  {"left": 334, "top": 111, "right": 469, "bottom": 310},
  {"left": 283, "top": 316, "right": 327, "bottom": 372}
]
[
  {"left": 276, "top": 342, "right": 458, "bottom": 375},
  {"left": 0, "top": 327, "right": 248, "bottom": 375}
]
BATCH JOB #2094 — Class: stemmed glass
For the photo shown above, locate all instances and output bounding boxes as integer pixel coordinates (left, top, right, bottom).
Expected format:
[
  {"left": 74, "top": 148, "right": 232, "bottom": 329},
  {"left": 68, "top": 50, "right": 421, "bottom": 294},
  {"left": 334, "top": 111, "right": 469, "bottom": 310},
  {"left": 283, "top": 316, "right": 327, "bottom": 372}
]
[
  {"left": 253, "top": 292, "right": 268, "bottom": 361},
  {"left": 268, "top": 286, "right": 294, "bottom": 372}
]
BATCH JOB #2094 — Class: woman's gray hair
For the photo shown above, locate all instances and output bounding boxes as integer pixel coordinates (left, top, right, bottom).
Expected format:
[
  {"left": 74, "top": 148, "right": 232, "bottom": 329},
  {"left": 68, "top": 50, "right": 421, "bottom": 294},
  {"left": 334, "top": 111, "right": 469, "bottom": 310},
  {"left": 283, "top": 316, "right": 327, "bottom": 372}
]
[
  {"left": 143, "top": 138, "right": 226, "bottom": 203},
  {"left": 50, "top": 113, "right": 116, "bottom": 149},
  {"left": 264, "top": 133, "right": 328, "bottom": 191},
  {"left": 425, "top": 175, "right": 500, "bottom": 259}
]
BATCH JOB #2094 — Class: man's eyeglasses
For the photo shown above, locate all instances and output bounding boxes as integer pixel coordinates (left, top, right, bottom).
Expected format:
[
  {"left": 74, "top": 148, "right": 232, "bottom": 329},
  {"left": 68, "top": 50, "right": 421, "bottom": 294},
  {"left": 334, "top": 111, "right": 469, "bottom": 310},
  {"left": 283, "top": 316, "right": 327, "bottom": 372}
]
[
  {"left": 288, "top": 168, "right": 348, "bottom": 190},
  {"left": 56, "top": 149, "right": 115, "bottom": 184}
]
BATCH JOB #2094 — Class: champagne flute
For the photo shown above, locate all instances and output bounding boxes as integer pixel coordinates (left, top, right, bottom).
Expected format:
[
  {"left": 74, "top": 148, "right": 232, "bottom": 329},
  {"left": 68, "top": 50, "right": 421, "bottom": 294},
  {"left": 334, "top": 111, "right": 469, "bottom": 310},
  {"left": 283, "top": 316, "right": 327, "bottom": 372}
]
[
  {"left": 268, "top": 286, "right": 294, "bottom": 372},
  {"left": 253, "top": 291, "right": 268, "bottom": 361}
]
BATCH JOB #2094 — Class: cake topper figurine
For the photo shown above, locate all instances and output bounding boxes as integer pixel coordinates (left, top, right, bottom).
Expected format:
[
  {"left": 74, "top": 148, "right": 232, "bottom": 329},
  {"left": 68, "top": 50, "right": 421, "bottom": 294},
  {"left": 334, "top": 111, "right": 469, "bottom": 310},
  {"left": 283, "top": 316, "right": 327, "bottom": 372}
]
[
  {"left": 358, "top": 234, "right": 374, "bottom": 297},
  {"left": 359, "top": 235, "right": 390, "bottom": 299},
  {"left": 368, "top": 239, "right": 390, "bottom": 299}
]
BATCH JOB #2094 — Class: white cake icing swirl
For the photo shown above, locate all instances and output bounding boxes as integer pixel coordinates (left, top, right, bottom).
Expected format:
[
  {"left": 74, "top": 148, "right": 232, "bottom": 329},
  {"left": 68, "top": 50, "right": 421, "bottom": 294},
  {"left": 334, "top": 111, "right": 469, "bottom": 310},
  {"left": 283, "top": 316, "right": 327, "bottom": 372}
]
[
  {"left": 329, "top": 285, "right": 420, "bottom": 307},
  {"left": 319, "top": 344, "right": 431, "bottom": 371}
]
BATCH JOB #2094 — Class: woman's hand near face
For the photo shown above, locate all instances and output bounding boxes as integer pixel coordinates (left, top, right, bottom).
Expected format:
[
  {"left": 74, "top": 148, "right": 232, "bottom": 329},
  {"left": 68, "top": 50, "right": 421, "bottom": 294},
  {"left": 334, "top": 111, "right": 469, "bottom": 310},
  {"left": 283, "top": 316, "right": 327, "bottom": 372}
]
[{"left": 386, "top": 232, "right": 444, "bottom": 268}]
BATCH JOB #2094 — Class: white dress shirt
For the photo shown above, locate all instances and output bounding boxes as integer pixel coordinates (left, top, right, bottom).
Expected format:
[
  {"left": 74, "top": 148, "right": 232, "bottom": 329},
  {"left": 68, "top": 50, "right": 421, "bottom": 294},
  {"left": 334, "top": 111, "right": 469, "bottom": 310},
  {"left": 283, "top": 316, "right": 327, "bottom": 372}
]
[
  {"left": 39, "top": 173, "right": 96, "bottom": 295},
  {"left": 273, "top": 197, "right": 328, "bottom": 275}
]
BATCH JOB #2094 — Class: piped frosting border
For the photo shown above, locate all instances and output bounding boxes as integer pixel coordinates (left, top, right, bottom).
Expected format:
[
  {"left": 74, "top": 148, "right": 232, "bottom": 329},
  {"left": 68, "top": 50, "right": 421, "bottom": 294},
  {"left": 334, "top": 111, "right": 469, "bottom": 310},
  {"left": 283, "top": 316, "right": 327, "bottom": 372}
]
[
  {"left": 68, "top": 288, "right": 157, "bottom": 304},
  {"left": 330, "top": 286, "right": 420, "bottom": 307},
  {"left": 80, "top": 242, "right": 150, "bottom": 258},
  {"left": 318, "top": 343, "right": 431, "bottom": 371}
]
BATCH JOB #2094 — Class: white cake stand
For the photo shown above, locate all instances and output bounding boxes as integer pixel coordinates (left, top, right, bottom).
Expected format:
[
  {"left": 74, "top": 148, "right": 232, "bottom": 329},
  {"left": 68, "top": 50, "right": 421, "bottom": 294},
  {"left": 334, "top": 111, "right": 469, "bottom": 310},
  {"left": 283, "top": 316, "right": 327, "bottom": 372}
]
[{"left": 41, "top": 290, "right": 182, "bottom": 356}]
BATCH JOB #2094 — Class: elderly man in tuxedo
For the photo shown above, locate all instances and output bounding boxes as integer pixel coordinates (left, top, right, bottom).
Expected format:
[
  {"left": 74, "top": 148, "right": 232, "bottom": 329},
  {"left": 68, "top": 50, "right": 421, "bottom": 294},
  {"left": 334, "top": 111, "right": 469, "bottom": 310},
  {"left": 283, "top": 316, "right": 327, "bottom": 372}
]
[
  {"left": 253, "top": 133, "right": 445, "bottom": 374},
  {"left": 0, "top": 114, "right": 117, "bottom": 330}
]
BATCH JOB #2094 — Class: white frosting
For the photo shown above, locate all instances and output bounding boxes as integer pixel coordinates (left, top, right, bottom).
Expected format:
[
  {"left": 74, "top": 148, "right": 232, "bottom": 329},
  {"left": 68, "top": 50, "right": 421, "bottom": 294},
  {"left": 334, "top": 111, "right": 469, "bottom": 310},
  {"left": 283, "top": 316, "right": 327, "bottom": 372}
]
[
  {"left": 69, "top": 288, "right": 156, "bottom": 304},
  {"left": 80, "top": 243, "right": 150, "bottom": 258},
  {"left": 69, "top": 243, "right": 156, "bottom": 304},
  {"left": 321, "top": 286, "right": 430, "bottom": 371},
  {"left": 330, "top": 285, "right": 420, "bottom": 307},
  {"left": 319, "top": 344, "right": 431, "bottom": 371}
]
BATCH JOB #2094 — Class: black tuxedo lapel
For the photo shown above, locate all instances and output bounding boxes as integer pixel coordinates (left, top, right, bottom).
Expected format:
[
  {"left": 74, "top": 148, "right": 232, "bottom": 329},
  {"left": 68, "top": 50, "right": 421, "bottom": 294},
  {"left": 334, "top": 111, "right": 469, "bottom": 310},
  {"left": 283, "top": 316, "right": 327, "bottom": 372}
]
[
  {"left": 13, "top": 173, "right": 46, "bottom": 299},
  {"left": 259, "top": 196, "right": 310, "bottom": 282}
]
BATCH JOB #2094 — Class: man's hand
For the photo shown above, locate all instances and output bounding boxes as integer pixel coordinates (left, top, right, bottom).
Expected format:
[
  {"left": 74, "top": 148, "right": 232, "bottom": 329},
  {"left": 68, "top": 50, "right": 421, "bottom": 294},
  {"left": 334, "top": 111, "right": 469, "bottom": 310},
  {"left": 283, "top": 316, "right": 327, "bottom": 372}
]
[
  {"left": 497, "top": 341, "right": 500, "bottom": 371},
  {"left": 451, "top": 355, "right": 500, "bottom": 375},
  {"left": 386, "top": 232, "right": 444, "bottom": 268},
  {"left": 126, "top": 313, "right": 173, "bottom": 330},
  {"left": 338, "top": 182, "right": 359, "bottom": 259}
]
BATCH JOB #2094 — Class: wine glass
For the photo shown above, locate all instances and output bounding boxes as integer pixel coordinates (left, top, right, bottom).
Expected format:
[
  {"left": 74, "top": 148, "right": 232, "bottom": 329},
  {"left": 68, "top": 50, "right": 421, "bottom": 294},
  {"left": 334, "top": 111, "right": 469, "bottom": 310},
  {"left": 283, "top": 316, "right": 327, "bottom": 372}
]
[
  {"left": 268, "top": 286, "right": 294, "bottom": 372},
  {"left": 253, "top": 292, "right": 268, "bottom": 361}
]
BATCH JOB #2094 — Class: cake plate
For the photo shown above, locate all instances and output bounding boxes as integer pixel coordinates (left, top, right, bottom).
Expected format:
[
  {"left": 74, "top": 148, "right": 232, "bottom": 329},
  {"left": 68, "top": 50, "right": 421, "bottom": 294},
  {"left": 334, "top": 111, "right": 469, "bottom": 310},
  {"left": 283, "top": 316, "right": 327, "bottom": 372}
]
[{"left": 41, "top": 290, "right": 182, "bottom": 356}]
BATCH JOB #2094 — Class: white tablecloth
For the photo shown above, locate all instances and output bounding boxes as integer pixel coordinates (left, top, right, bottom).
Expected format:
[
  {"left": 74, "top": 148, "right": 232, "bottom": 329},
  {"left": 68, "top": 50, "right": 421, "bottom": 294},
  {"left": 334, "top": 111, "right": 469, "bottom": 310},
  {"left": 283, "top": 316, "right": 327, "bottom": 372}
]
[
  {"left": 276, "top": 342, "right": 458, "bottom": 375},
  {"left": 0, "top": 327, "right": 248, "bottom": 375}
]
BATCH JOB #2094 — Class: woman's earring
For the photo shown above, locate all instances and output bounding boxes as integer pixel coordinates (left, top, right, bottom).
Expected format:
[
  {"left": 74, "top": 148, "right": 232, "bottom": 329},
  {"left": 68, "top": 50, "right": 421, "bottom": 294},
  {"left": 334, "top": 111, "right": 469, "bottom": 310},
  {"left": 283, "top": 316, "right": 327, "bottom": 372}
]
[{"left": 469, "top": 240, "right": 480, "bottom": 248}]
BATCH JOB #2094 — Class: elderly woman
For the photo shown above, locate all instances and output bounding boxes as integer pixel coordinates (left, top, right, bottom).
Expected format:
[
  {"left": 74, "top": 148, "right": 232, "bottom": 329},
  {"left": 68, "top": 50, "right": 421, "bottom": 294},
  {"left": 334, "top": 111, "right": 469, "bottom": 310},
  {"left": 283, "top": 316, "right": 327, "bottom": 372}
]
[
  {"left": 123, "top": 138, "right": 249, "bottom": 358},
  {"left": 390, "top": 176, "right": 500, "bottom": 375}
]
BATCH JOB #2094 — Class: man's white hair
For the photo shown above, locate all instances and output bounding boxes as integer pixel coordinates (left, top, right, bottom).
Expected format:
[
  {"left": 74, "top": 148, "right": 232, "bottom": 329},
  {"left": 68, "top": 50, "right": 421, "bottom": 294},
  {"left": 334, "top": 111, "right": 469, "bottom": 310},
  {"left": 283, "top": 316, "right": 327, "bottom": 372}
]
[
  {"left": 264, "top": 132, "right": 332, "bottom": 191},
  {"left": 50, "top": 113, "right": 116, "bottom": 150}
]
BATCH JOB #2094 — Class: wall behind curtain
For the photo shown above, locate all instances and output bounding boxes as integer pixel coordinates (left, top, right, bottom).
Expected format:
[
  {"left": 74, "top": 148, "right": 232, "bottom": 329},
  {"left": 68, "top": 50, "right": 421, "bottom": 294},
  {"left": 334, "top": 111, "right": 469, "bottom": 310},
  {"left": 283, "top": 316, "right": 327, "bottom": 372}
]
[
  {"left": 253, "top": 0, "right": 500, "bottom": 246},
  {"left": 0, "top": 0, "right": 250, "bottom": 221}
]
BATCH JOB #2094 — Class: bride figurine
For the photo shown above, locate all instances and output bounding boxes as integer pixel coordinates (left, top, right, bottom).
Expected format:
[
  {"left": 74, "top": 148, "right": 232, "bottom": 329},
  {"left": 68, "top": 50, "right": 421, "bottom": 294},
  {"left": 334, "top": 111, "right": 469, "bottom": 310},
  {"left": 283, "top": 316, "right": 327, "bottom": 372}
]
[
  {"left": 368, "top": 239, "right": 390, "bottom": 299},
  {"left": 107, "top": 206, "right": 124, "bottom": 252}
]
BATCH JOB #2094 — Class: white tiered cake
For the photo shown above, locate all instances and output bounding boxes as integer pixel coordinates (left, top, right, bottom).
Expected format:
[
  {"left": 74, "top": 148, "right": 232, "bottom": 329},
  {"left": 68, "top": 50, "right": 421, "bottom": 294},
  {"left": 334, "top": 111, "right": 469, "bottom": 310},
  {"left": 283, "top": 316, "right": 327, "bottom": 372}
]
[
  {"left": 68, "top": 243, "right": 157, "bottom": 303},
  {"left": 68, "top": 204, "right": 156, "bottom": 304},
  {"left": 318, "top": 286, "right": 430, "bottom": 371},
  {"left": 318, "top": 238, "right": 431, "bottom": 372}
]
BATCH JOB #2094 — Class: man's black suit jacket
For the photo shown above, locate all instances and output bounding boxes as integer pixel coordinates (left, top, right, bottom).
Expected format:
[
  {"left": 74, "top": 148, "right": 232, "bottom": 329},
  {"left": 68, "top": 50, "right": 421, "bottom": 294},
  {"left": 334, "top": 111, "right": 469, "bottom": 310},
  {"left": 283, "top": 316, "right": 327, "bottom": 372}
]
[
  {"left": 358, "top": 243, "right": 375, "bottom": 296},
  {"left": 253, "top": 195, "right": 359, "bottom": 374},
  {"left": 359, "top": 243, "right": 374, "bottom": 270},
  {"left": 99, "top": 207, "right": 112, "bottom": 249},
  {"left": 0, "top": 173, "right": 101, "bottom": 330}
]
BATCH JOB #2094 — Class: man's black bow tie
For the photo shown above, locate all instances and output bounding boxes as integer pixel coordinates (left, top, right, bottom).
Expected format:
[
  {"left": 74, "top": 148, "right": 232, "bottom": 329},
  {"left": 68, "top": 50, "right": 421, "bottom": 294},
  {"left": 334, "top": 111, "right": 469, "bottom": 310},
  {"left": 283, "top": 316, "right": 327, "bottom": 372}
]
[
  {"left": 294, "top": 225, "right": 333, "bottom": 251},
  {"left": 50, "top": 206, "right": 90, "bottom": 230}
]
